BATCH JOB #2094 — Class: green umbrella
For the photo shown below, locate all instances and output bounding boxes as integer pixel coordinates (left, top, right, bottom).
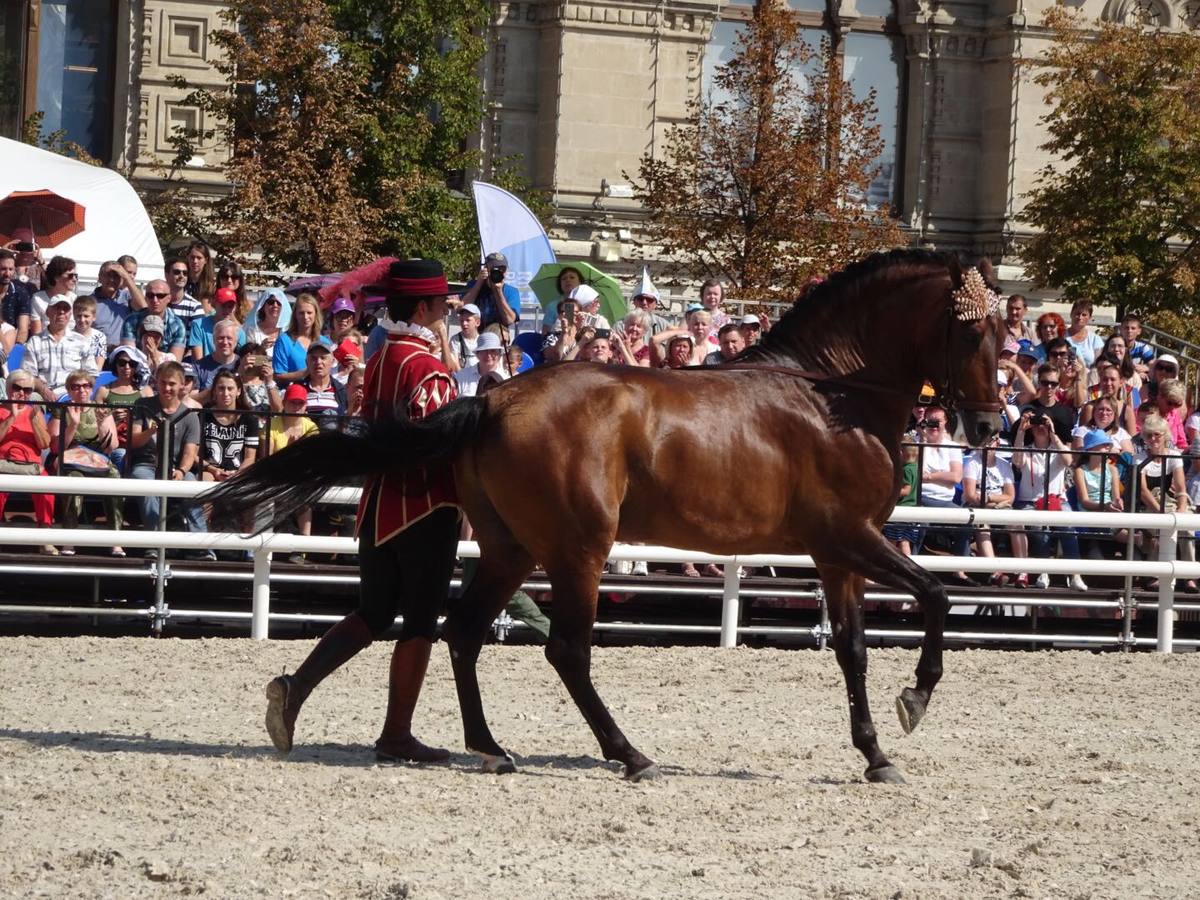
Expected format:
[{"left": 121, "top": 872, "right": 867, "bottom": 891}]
[{"left": 530, "top": 262, "right": 628, "bottom": 325}]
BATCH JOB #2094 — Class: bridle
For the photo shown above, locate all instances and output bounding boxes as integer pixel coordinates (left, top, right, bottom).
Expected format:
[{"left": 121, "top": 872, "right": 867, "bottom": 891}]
[{"left": 933, "top": 302, "right": 1005, "bottom": 415}]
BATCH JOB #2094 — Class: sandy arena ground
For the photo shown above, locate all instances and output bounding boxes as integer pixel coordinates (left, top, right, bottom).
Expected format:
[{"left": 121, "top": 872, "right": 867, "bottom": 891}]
[{"left": 1, "top": 638, "right": 1198, "bottom": 899}]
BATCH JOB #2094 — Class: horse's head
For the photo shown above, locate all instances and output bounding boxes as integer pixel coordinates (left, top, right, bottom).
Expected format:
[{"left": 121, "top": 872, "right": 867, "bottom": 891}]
[{"left": 942, "top": 265, "right": 1005, "bottom": 445}]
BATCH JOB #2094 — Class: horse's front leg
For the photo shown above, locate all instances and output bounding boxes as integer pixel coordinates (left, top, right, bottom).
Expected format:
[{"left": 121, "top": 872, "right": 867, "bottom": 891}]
[
  {"left": 543, "top": 562, "right": 659, "bottom": 781},
  {"left": 442, "top": 552, "right": 535, "bottom": 774},
  {"left": 817, "top": 563, "right": 904, "bottom": 784}
]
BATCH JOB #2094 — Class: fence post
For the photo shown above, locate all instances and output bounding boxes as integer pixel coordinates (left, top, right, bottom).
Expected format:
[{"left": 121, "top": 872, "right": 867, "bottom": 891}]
[
  {"left": 251, "top": 549, "right": 272, "bottom": 640},
  {"left": 1157, "top": 523, "right": 1176, "bottom": 653},
  {"left": 719, "top": 559, "right": 740, "bottom": 648}
]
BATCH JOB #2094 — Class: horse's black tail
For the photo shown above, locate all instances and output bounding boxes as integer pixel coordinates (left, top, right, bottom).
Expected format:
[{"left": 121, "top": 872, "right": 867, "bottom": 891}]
[{"left": 200, "top": 397, "right": 488, "bottom": 533}]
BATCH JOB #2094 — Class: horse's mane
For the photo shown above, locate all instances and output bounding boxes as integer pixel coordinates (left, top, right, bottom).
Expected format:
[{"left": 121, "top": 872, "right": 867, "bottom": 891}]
[{"left": 735, "top": 247, "right": 965, "bottom": 375}]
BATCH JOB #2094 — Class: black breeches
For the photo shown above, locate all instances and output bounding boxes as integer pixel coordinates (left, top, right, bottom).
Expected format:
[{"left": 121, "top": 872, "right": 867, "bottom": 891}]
[{"left": 356, "top": 495, "right": 460, "bottom": 640}]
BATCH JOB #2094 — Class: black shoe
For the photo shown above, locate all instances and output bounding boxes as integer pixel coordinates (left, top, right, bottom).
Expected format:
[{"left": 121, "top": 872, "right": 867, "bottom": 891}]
[
  {"left": 943, "top": 574, "right": 978, "bottom": 588},
  {"left": 186, "top": 549, "right": 217, "bottom": 561}
]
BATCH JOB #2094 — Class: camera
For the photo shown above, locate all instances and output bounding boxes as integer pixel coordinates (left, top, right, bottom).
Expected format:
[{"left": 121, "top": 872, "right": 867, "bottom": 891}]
[
  {"left": 488, "top": 266, "right": 506, "bottom": 283},
  {"left": 13, "top": 241, "right": 34, "bottom": 253},
  {"left": 594, "top": 328, "right": 611, "bottom": 340}
]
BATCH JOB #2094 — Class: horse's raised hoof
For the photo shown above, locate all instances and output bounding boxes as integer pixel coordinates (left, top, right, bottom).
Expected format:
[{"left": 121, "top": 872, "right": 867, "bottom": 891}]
[
  {"left": 895, "top": 687, "right": 927, "bottom": 735},
  {"left": 475, "top": 751, "right": 517, "bottom": 775},
  {"left": 865, "top": 764, "right": 906, "bottom": 785},
  {"left": 625, "top": 761, "right": 662, "bottom": 783}
]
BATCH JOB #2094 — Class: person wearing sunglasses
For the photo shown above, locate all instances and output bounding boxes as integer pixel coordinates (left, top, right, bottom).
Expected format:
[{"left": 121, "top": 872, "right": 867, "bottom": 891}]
[
  {"left": 29, "top": 255, "right": 79, "bottom": 336},
  {"left": 0, "top": 372, "right": 57, "bottom": 554},
  {"left": 1008, "top": 362, "right": 1075, "bottom": 446},
  {"left": 1140, "top": 352, "right": 1181, "bottom": 406},
  {"left": 90, "top": 259, "right": 147, "bottom": 351},
  {"left": 914, "top": 407, "right": 974, "bottom": 585},
  {"left": 119, "top": 279, "right": 186, "bottom": 360}
]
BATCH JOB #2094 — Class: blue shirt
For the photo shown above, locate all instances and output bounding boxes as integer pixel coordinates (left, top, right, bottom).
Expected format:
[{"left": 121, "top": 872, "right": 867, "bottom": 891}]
[
  {"left": 91, "top": 290, "right": 131, "bottom": 347},
  {"left": 464, "top": 280, "right": 520, "bottom": 329},
  {"left": 194, "top": 353, "right": 240, "bottom": 391},
  {"left": 122, "top": 308, "right": 187, "bottom": 350},
  {"left": 1, "top": 281, "right": 31, "bottom": 326},
  {"left": 272, "top": 332, "right": 332, "bottom": 376},
  {"left": 189, "top": 314, "right": 247, "bottom": 358}
]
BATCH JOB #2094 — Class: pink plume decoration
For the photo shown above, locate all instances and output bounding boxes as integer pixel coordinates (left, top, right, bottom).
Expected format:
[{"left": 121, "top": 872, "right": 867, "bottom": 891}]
[{"left": 317, "top": 257, "right": 399, "bottom": 308}]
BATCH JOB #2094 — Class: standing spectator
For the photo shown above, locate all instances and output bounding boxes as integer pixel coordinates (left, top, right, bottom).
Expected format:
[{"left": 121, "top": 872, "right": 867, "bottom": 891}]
[
  {"left": 739, "top": 314, "right": 765, "bottom": 346},
  {"left": 90, "top": 260, "right": 145, "bottom": 350},
  {"left": 121, "top": 279, "right": 186, "bottom": 359},
  {"left": 298, "top": 343, "right": 346, "bottom": 431},
  {"left": 327, "top": 297, "right": 359, "bottom": 346},
  {"left": 165, "top": 257, "right": 205, "bottom": 333},
  {"left": 658, "top": 333, "right": 694, "bottom": 369},
  {"left": 629, "top": 269, "right": 671, "bottom": 336},
  {"left": 22, "top": 294, "right": 97, "bottom": 398},
  {"left": 704, "top": 323, "right": 746, "bottom": 365},
  {"left": 453, "top": 331, "right": 506, "bottom": 397},
  {"left": 273, "top": 293, "right": 330, "bottom": 385},
  {"left": 72, "top": 295, "right": 107, "bottom": 372},
  {"left": 1031, "top": 311, "right": 1066, "bottom": 359},
  {"left": 915, "top": 406, "right": 973, "bottom": 584},
  {"left": 48, "top": 369, "right": 124, "bottom": 556},
  {"left": 185, "top": 241, "right": 216, "bottom": 311},
  {"left": 540, "top": 265, "right": 584, "bottom": 333},
  {"left": 188, "top": 287, "right": 245, "bottom": 360},
  {"left": 95, "top": 346, "right": 149, "bottom": 472},
  {"left": 698, "top": 278, "right": 730, "bottom": 329},
  {"left": 0, "top": 249, "right": 33, "bottom": 343},
  {"left": 612, "top": 310, "right": 652, "bottom": 366},
  {"left": 0, "top": 370, "right": 56, "bottom": 554},
  {"left": 450, "top": 303, "right": 482, "bottom": 370},
  {"left": 577, "top": 333, "right": 614, "bottom": 364},
  {"left": 1063, "top": 299, "right": 1105, "bottom": 368},
  {"left": 1119, "top": 313, "right": 1156, "bottom": 374},
  {"left": 127, "top": 360, "right": 208, "bottom": 555},
  {"left": 215, "top": 260, "right": 252, "bottom": 324},
  {"left": 687, "top": 305, "right": 718, "bottom": 353},
  {"left": 199, "top": 370, "right": 259, "bottom": 484},
  {"left": 1003, "top": 294, "right": 1036, "bottom": 344},
  {"left": 117, "top": 255, "right": 138, "bottom": 278},
  {"left": 30, "top": 255, "right": 79, "bottom": 334},
  {"left": 458, "top": 252, "right": 519, "bottom": 339},
  {"left": 242, "top": 288, "right": 290, "bottom": 357}
]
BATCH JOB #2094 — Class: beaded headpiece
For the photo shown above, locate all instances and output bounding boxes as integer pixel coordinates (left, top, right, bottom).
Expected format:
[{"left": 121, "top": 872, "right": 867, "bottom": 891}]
[{"left": 952, "top": 268, "right": 1001, "bottom": 322}]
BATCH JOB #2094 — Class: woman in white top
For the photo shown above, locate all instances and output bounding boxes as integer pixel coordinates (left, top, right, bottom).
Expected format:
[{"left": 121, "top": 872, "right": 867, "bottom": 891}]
[
  {"left": 241, "top": 287, "right": 292, "bottom": 357},
  {"left": 30, "top": 255, "right": 78, "bottom": 334},
  {"left": 961, "top": 435, "right": 1015, "bottom": 586},
  {"left": 1072, "top": 396, "right": 1134, "bottom": 454},
  {"left": 1137, "top": 414, "right": 1196, "bottom": 592}
]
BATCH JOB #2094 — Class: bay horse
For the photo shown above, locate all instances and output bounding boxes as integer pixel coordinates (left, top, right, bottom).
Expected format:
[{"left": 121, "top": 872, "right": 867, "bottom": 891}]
[{"left": 204, "top": 248, "right": 1004, "bottom": 784}]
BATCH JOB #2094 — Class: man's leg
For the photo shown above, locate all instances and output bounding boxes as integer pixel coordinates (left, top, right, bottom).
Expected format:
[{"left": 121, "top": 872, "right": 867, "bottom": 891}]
[{"left": 129, "top": 463, "right": 160, "bottom": 529}]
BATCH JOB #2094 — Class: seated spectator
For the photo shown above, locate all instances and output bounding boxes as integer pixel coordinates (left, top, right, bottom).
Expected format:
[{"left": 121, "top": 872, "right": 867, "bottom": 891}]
[
  {"left": 704, "top": 323, "right": 746, "bottom": 365},
  {"left": 331, "top": 336, "right": 365, "bottom": 385},
  {"left": 237, "top": 342, "right": 282, "bottom": 416},
  {"left": 612, "top": 310, "right": 652, "bottom": 366},
  {"left": 652, "top": 314, "right": 709, "bottom": 367},
  {"left": 1136, "top": 413, "right": 1196, "bottom": 591},
  {"left": 577, "top": 333, "right": 614, "bottom": 364},
  {"left": 127, "top": 360, "right": 208, "bottom": 556},
  {"left": 915, "top": 407, "right": 973, "bottom": 585},
  {"left": 180, "top": 362, "right": 203, "bottom": 409},
  {"left": 199, "top": 370, "right": 259, "bottom": 483},
  {"left": 242, "top": 288, "right": 291, "bottom": 357},
  {"left": 1140, "top": 353, "right": 1179, "bottom": 407},
  {"left": 569, "top": 285, "right": 610, "bottom": 331},
  {"left": 167, "top": 255, "right": 206, "bottom": 330},
  {"left": 1082, "top": 360, "right": 1138, "bottom": 436},
  {"left": 961, "top": 434, "right": 1016, "bottom": 586},
  {"left": 326, "top": 299, "right": 364, "bottom": 382},
  {"left": 1153, "top": 378, "right": 1188, "bottom": 449},
  {"left": 1013, "top": 363, "right": 1075, "bottom": 445},
  {"left": 1073, "top": 429, "right": 1129, "bottom": 559},
  {"left": 540, "top": 265, "right": 584, "bottom": 333},
  {"left": 215, "top": 260, "right": 252, "bottom": 324},
  {"left": 90, "top": 259, "right": 145, "bottom": 351},
  {"left": 121, "top": 279, "right": 186, "bottom": 360},
  {"left": 273, "top": 293, "right": 330, "bottom": 385},
  {"left": 0, "top": 248, "right": 33, "bottom": 343},
  {"left": 1040, "top": 339, "right": 1087, "bottom": 412},
  {"left": 686, "top": 305, "right": 717, "bottom": 354},
  {"left": 189, "top": 287, "right": 246, "bottom": 360},
  {"left": 193, "top": 318, "right": 242, "bottom": 400},
  {"left": 450, "top": 302, "right": 482, "bottom": 370},
  {"left": 1012, "top": 410, "right": 1082, "bottom": 589},
  {"left": 22, "top": 293, "right": 97, "bottom": 399},
  {"left": 1031, "top": 312, "right": 1065, "bottom": 361},
  {"left": 0, "top": 310, "right": 14, "bottom": 367},
  {"left": 698, "top": 278, "right": 730, "bottom": 329},
  {"left": 658, "top": 333, "right": 695, "bottom": 369},
  {"left": 297, "top": 343, "right": 346, "bottom": 431},
  {"left": 95, "top": 346, "right": 150, "bottom": 472},
  {"left": 271, "top": 383, "right": 319, "bottom": 563},
  {"left": 30, "top": 255, "right": 79, "bottom": 334},
  {"left": 1097, "top": 333, "right": 1142, "bottom": 400},
  {"left": 135, "top": 314, "right": 174, "bottom": 377},
  {"left": 1064, "top": 299, "right": 1104, "bottom": 368},
  {"left": 541, "top": 298, "right": 586, "bottom": 363},
  {"left": 0, "top": 371, "right": 57, "bottom": 553},
  {"left": 1073, "top": 395, "right": 1134, "bottom": 454},
  {"left": 739, "top": 313, "right": 766, "bottom": 346},
  {"left": 344, "top": 363, "right": 365, "bottom": 418},
  {"left": 997, "top": 338, "right": 1036, "bottom": 407},
  {"left": 72, "top": 295, "right": 107, "bottom": 372},
  {"left": 882, "top": 437, "right": 921, "bottom": 556},
  {"left": 48, "top": 369, "right": 124, "bottom": 556},
  {"left": 454, "top": 331, "right": 507, "bottom": 397}
]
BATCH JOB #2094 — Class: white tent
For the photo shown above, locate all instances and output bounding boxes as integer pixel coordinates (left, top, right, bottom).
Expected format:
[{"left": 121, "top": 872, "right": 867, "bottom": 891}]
[{"left": 0, "top": 137, "right": 164, "bottom": 283}]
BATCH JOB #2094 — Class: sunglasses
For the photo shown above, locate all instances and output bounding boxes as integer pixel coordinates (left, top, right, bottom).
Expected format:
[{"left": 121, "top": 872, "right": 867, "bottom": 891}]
[
  {"left": 67, "top": 383, "right": 92, "bottom": 391},
  {"left": 1049, "top": 351, "right": 1069, "bottom": 358},
  {"left": 170, "top": 269, "right": 188, "bottom": 276},
  {"left": 219, "top": 273, "right": 240, "bottom": 281},
  {"left": 115, "top": 359, "right": 134, "bottom": 367},
  {"left": 9, "top": 384, "right": 32, "bottom": 393},
  {"left": 63, "top": 272, "right": 78, "bottom": 280},
  {"left": 145, "top": 291, "right": 170, "bottom": 300},
  {"left": 1040, "top": 379, "right": 1059, "bottom": 387}
]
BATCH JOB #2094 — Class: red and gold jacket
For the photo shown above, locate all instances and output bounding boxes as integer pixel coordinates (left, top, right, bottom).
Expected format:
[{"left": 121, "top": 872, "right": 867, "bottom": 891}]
[{"left": 356, "top": 324, "right": 459, "bottom": 545}]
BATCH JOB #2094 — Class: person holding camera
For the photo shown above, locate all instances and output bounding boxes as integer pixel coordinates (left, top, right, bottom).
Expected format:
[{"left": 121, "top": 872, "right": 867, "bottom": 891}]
[
  {"left": 1008, "top": 362, "right": 1075, "bottom": 445},
  {"left": 459, "top": 251, "right": 519, "bottom": 340}
]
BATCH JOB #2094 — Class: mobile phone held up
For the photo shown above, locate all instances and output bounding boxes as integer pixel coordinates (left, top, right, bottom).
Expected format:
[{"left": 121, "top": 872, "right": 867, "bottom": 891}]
[{"left": 561, "top": 300, "right": 577, "bottom": 321}]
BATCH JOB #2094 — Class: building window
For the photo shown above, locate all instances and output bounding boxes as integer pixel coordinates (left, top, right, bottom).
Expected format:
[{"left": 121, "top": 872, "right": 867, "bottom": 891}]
[
  {"left": 701, "top": 0, "right": 903, "bottom": 209},
  {"left": 35, "top": 0, "right": 117, "bottom": 161}
]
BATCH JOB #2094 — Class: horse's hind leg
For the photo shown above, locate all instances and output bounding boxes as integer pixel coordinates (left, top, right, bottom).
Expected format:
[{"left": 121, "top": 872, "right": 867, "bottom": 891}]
[
  {"left": 543, "top": 563, "right": 658, "bottom": 781},
  {"left": 442, "top": 547, "right": 536, "bottom": 773},
  {"left": 818, "top": 563, "right": 904, "bottom": 784}
]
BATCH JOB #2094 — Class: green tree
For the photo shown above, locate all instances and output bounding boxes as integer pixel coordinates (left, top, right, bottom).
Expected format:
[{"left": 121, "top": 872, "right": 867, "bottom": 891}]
[
  {"left": 631, "top": 2, "right": 902, "bottom": 303},
  {"left": 1020, "top": 9, "right": 1200, "bottom": 316}
]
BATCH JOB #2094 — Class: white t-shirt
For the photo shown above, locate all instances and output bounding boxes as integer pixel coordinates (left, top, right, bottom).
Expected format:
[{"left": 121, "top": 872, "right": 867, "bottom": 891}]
[
  {"left": 1072, "top": 424, "right": 1131, "bottom": 448},
  {"left": 964, "top": 453, "right": 1014, "bottom": 502},
  {"left": 454, "top": 364, "right": 507, "bottom": 398},
  {"left": 31, "top": 289, "right": 75, "bottom": 330},
  {"left": 920, "top": 440, "right": 963, "bottom": 503},
  {"left": 1015, "top": 446, "right": 1068, "bottom": 502},
  {"left": 451, "top": 331, "right": 479, "bottom": 368}
]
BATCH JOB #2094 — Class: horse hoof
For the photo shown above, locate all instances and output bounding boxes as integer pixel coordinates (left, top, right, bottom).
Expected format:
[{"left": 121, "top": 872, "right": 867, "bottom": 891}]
[
  {"left": 865, "top": 764, "right": 906, "bottom": 785},
  {"left": 895, "top": 687, "right": 927, "bottom": 735},
  {"left": 625, "top": 761, "right": 662, "bottom": 782},
  {"left": 476, "top": 751, "right": 517, "bottom": 775}
]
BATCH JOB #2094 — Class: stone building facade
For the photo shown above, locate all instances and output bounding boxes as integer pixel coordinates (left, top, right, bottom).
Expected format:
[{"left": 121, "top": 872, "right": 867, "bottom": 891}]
[{"left": 3, "top": 0, "right": 1197, "bottom": 297}]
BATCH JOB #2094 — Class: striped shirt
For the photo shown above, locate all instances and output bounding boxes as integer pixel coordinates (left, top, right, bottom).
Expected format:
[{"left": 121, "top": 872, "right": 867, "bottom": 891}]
[
  {"left": 299, "top": 378, "right": 346, "bottom": 431},
  {"left": 168, "top": 293, "right": 205, "bottom": 332}
]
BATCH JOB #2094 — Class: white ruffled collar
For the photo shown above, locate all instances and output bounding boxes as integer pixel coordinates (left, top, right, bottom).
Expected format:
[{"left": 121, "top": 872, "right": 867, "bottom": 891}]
[{"left": 380, "top": 317, "right": 435, "bottom": 342}]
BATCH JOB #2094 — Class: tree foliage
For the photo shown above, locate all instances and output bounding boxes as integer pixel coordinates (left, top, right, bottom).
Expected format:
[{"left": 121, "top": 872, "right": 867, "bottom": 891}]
[
  {"left": 169, "top": 0, "right": 545, "bottom": 274},
  {"left": 1020, "top": 9, "right": 1200, "bottom": 316},
  {"left": 630, "top": 2, "right": 903, "bottom": 302}
]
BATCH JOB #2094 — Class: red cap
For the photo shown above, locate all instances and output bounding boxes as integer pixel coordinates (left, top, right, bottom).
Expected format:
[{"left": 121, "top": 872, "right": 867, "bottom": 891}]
[
  {"left": 214, "top": 287, "right": 238, "bottom": 304},
  {"left": 283, "top": 383, "right": 308, "bottom": 403}
]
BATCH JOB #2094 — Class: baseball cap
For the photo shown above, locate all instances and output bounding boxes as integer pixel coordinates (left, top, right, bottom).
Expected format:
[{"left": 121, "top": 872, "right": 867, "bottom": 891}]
[
  {"left": 1001, "top": 337, "right": 1020, "bottom": 356},
  {"left": 306, "top": 341, "right": 332, "bottom": 356},
  {"left": 569, "top": 285, "right": 600, "bottom": 306},
  {"left": 459, "top": 303, "right": 482, "bottom": 317},
  {"left": 484, "top": 252, "right": 508, "bottom": 268},
  {"left": 1081, "top": 429, "right": 1114, "bottom": 452},
  {"left": 180, "top": 361, "right": 197, "bottom": 381},
  {"left": 330, "top": 297, "right": 356, "bottom": 317},
  {"left": 48, "top": 292, "right": 74, "bottom": 309},
  {"left": 475, "top": 332, "right": 504, "bottom": 352},
  {"left": 140, "top": 314, "right": 166, "bottom": 335},
  {"left": 1156, "top": 353, "right": 1180, "bottom": 369},
  {"left": 283, "top": 383, "right": 308, "bottom": 403},
  {"left": 214, "top": 287, "right": 238, "bottom": 305},
  {"left": 740, "top": 314, "right": 762, "bottom": 327},
  {"left": 1016, "top": 339, "right": 1038, "bottom": 360}
]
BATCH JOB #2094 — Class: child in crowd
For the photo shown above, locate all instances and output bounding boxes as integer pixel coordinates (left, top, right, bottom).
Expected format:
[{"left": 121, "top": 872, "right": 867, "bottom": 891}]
[
  {"left": 72, "top": 295, "right": 107, "bottom": 372},
  {"left": 882, "top": 437, "right": 920, "bottom": 556}
]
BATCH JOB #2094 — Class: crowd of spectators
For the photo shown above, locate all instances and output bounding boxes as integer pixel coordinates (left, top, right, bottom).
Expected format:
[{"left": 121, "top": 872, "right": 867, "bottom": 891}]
[{"left": 1, "top": 242, "right": 1196, "bottom": 594}]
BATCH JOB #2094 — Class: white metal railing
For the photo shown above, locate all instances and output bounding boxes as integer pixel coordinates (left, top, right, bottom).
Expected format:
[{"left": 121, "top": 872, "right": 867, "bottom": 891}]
[{"left": 0, "top": 474, "right": 1197, "bottom": 651}]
